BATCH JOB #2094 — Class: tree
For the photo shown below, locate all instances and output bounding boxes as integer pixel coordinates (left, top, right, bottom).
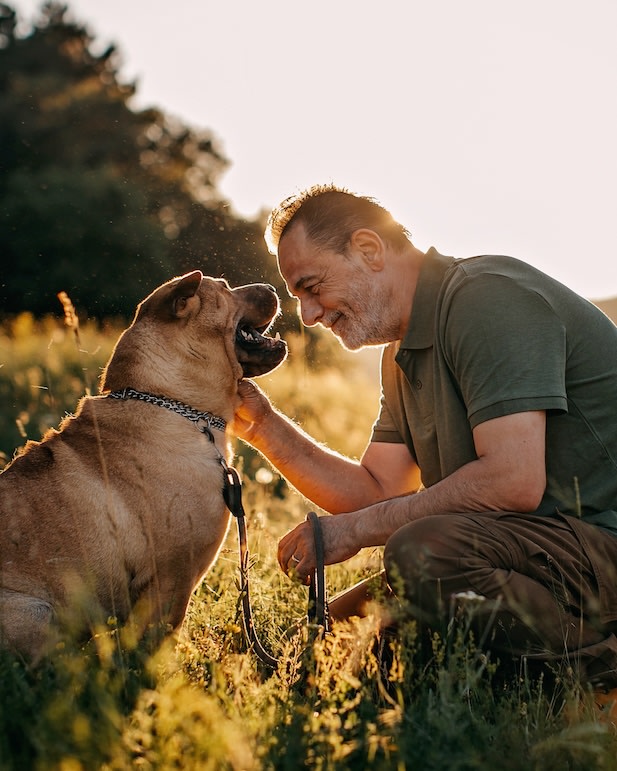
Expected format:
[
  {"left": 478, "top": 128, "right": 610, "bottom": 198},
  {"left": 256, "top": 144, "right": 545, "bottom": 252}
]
[{"left": 0, "top": 2, "right": 287, "bottom": 319}]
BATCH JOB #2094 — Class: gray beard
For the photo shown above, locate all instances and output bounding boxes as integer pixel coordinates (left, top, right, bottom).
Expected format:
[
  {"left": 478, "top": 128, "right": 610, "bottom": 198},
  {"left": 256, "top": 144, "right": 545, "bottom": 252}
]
[{"left": 334, "top": 273, "right": 400, "bottom": 350}]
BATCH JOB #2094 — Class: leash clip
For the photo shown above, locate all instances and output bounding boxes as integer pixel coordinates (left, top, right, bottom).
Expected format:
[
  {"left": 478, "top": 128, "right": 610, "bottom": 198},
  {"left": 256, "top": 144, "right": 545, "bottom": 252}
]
[
  {"left": 222, "top": 463, "right": 245, "bottom": 518},
  {"left": 198, "top": 423, "right": 215, "bottom": 443}
]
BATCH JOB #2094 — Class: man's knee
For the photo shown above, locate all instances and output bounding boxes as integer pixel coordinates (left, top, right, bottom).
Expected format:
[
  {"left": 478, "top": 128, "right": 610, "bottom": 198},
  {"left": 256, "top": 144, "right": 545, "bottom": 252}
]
[{"left": 384, "top": 516, "right": 454, "bottom": 598}]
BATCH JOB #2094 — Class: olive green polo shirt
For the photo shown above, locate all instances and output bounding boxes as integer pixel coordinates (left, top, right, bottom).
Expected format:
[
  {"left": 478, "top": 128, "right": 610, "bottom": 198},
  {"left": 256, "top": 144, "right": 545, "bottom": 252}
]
[{"left": 372, "top": 248, "right": 617, "bottom": 532}]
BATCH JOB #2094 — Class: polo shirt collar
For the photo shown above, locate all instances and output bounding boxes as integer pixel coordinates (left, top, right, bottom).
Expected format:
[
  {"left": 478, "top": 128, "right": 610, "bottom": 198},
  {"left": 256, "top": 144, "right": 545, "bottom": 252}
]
[{"left": 400, "top": 247, "right": 456, "bottom": 350}]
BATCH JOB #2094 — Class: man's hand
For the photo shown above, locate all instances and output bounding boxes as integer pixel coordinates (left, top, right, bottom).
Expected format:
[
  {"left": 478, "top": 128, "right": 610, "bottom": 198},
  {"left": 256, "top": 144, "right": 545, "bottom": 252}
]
[
  {"left": 231, "top": 380, "right": 273, "bottom": 443},
  {"left": 277, "top": 513, "right": 361, "bottom": 584}
]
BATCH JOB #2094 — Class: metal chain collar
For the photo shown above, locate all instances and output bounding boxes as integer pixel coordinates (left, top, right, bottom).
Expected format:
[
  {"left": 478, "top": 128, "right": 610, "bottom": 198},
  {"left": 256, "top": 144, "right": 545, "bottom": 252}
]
[{"left": 107, "top": 388, "right": 227, "bottom": 433}]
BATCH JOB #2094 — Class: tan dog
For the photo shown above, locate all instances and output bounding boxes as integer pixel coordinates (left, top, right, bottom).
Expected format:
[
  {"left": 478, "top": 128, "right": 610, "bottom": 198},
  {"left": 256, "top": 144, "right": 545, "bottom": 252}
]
[{"left": 0, "top": 271, "right": 287, "bottom": 661}]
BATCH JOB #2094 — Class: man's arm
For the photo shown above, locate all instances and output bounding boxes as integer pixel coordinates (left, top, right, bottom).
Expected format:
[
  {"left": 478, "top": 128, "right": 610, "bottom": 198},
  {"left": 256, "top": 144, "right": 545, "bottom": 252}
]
[
  {"left": 278, "top": 410, "right": 547, "bottom": 578},
  {"left": 232, "top": 379, "right": 421, "bottom": 512}
]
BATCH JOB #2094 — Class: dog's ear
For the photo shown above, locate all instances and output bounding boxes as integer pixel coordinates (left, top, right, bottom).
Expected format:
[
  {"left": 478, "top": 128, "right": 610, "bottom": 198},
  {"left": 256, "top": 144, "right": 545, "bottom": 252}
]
[{"left": 171, "top": 271, "right": 203, "bottom": 318}]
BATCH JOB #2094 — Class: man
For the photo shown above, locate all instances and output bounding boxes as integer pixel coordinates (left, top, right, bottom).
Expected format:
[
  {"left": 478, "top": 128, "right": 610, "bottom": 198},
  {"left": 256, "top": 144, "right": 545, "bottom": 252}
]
[{"left": 233, "top": 184, "right": 617, "bottom": 686}]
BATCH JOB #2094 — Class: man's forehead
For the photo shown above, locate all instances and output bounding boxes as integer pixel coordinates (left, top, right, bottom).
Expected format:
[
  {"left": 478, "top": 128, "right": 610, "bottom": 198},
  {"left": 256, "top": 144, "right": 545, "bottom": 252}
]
[
  {"left": 278, "top": 224, "right": 323, "bottom": 292},
  {"left": 279, "top": 258, "right": 321, "bottom": 296}
]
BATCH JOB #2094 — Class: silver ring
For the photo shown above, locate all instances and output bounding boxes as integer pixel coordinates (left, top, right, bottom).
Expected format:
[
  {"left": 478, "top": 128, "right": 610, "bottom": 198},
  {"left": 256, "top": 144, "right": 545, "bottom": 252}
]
[{"left": 291, "top": 555, "right": 300, "bottom": 563}]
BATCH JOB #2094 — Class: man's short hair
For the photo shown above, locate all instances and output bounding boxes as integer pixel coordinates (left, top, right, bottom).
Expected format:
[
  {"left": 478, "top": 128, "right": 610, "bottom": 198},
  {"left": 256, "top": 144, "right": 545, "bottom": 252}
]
[{"left": 264, "top": 183, "right": 412, "bottom": 256}]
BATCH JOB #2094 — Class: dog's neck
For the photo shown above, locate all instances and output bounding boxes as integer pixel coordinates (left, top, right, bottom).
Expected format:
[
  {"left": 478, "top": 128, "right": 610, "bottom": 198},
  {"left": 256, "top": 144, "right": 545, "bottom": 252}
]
[{"left": 106, "top": 388, "right": 227, "bottom": 434}]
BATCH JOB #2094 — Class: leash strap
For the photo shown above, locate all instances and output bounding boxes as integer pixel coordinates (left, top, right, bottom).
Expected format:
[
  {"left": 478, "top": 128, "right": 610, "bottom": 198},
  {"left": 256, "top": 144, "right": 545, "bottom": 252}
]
[
  {"left": 306, "top": 511, "right": 330, "bottom": 633},
  {"left": 222, "top": 468, "right": 331, "bottom": 667},
  {"left": 223, "top": 464, "right": 279, "bottom": 669}
]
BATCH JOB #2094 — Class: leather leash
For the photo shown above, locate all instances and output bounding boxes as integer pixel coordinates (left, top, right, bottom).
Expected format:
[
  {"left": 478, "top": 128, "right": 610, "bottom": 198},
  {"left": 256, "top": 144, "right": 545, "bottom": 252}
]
[
  {"left": 223, "top": 465, "right": 330, "bottom": 668},
  {"left": 306, "top": 510, "right": 330, "bottom": 633},
  {"left": 222, "top": 463, "right": 279, "bottom": 668}
]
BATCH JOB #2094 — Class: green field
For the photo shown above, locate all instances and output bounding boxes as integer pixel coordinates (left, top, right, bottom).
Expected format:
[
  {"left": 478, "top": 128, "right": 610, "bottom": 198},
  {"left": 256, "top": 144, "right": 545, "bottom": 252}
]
[{"left": 1, "top": 317, "right": 616, "bottom": 770}]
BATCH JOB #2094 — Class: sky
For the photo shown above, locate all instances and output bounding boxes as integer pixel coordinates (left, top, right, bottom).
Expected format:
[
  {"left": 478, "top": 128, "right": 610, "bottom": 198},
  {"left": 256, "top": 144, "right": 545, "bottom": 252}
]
[{"left": 14, "top": 0, "right": 617, "bottom": 300}]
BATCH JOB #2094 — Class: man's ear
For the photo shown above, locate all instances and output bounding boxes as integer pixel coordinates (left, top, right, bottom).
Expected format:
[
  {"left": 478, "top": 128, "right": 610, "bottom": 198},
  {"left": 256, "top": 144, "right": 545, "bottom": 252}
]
[{"left": 349, "top": 229, "right": 386, "bottom": 271}]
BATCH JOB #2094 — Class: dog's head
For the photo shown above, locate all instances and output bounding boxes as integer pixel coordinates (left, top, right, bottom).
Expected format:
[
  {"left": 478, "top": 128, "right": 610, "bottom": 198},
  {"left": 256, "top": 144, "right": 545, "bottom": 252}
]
[{"left": 101, "top": 271, "right": 287, "bottom": 396}]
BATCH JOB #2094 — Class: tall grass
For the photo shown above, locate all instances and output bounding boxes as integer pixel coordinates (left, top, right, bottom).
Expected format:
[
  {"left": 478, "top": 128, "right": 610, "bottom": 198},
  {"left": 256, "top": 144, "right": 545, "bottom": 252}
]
[
  {"left": 1, "top": 316, "right": 616, "bottom": 770},
  {"left": 0, "top": 312, "right": 118, "bottom": 465}
]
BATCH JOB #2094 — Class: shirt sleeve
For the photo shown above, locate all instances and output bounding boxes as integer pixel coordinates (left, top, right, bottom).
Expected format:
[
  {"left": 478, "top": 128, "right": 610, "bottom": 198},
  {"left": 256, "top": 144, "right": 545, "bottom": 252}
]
[
  {"left": 441, "top": 273, "right": 569, "bottom": 428},
  {"left": 370, "top": 390, "right": 404, "bottom": 443},
  {"left": 370, "top": 343, "right": 405, "bottom": 443}
]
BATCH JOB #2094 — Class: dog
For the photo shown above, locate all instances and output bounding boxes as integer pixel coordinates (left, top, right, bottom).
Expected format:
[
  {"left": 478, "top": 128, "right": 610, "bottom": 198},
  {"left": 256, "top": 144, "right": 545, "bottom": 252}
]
[{"left": 0, "top": 271, "right": 287, "bottom": 661}]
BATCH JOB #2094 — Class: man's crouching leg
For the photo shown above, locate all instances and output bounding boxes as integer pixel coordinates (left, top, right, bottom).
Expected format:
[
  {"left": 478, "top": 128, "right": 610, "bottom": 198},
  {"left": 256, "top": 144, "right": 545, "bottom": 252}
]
[{"left": 383, "top": 512, "right": 617, "bottom": 686}]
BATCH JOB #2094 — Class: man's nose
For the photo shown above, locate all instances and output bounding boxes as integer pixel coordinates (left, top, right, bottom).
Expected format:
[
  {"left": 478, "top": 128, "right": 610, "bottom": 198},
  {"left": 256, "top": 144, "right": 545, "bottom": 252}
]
[{"left": 299, "top": 296, "right": 322, "bottom": 327}]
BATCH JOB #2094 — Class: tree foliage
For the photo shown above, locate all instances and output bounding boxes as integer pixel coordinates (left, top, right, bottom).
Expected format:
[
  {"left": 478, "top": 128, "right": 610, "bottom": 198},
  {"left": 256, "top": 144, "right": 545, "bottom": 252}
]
[{"left": 0, "top": 2, "right": 290, "bottom": 320}]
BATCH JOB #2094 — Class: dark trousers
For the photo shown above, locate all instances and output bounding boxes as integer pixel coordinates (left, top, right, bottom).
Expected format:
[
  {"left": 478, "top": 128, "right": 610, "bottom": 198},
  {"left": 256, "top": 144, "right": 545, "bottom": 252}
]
[{"left": 383, "top": 512, "right": 617, "bottom": 687}]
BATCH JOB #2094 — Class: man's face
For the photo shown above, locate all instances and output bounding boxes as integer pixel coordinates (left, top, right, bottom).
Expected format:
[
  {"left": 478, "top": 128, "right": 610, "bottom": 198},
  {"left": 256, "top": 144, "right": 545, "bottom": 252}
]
[{"left": 277, "top": 223, "right": 399, "bottom": 350}]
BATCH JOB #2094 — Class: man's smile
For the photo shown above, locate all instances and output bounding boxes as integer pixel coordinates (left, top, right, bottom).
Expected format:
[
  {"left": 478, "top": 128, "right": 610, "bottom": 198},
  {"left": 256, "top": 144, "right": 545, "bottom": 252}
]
[{"left": 325, "top": 311, "right": 344, "bottom": 332}]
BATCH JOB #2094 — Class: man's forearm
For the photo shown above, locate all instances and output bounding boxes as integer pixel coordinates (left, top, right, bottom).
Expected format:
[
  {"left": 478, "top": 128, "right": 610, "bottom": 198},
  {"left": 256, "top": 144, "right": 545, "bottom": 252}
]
[
  {"left": 342, "top": 448, "right": 541, "bottom": 550},
  {"left": 243, "top": 407, "right": 386, "bottom": 513}
]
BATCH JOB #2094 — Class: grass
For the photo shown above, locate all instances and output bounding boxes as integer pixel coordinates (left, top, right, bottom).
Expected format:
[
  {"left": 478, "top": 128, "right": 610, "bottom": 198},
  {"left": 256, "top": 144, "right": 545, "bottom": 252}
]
[{"left": 1, "top": 315, "right": 617, "bottom": 769}]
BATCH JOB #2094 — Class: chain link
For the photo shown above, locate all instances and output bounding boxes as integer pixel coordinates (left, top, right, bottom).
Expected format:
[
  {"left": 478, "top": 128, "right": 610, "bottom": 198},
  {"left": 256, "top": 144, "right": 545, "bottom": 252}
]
[{"left": 107, "top": 388, "right": 227, "bottom": 433}]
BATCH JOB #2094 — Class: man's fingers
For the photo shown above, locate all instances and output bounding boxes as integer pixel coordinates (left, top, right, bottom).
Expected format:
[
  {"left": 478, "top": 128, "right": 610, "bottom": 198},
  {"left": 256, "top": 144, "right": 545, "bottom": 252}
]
[
  {"left": 281, "top": 548, "right": 308, "bottom": 584},
  {"left": 277, "top": 530, "right": 299, "bottom": 572},
  {"left": 278, "top": 523, "right": 316, "bottom": 583},
  {"left": 237, "top": 378, "right": 257, "bottom": 398},
  {"left": 280, "top": 548, "right": 298, "bottom": 574}
]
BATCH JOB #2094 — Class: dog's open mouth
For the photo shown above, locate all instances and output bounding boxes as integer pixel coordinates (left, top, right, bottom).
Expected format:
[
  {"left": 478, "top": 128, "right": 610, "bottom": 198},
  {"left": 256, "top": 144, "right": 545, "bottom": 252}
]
[{"left": 235, "top": 320, "right": 287, "bottom": 378}]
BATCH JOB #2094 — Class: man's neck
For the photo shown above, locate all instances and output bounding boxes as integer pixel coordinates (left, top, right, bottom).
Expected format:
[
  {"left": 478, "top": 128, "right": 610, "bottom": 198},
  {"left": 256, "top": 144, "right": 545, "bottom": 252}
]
[{"left": 392, "top": 243, "right": 425, "bottom": 339}]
